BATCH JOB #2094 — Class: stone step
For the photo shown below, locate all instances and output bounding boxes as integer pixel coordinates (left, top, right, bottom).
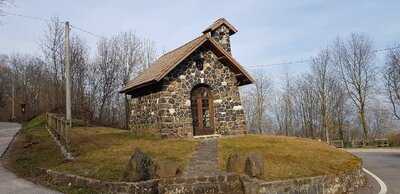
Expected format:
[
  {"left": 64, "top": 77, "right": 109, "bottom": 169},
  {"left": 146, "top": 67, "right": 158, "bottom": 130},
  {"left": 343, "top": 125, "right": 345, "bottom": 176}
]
[
  {"left": 182, "top": 138, "right": 224, "bottom": 178},
  {"left": 193, "top": 134, "right": 221, "bottom": 140}
]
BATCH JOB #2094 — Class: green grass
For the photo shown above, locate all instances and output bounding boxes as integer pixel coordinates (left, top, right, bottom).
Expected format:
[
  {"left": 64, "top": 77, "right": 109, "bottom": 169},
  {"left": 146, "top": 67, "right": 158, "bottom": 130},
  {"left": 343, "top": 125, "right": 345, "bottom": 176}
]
[
  {"left": 24, "top": 114, "right": 47, "bottom": 130},
  {"left": 218, "top": 135, "right": 362, "bottom": 181}
]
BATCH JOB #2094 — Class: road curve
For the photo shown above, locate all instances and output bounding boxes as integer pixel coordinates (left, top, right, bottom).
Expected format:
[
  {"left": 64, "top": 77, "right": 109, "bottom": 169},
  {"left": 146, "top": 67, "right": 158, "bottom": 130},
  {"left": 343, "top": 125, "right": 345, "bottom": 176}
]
[
  {"left": 349, "top": 148, "right": 400, "bottom": 194},
  {"left": 0, "top": 122, "right": 61, "bottom": 194}
]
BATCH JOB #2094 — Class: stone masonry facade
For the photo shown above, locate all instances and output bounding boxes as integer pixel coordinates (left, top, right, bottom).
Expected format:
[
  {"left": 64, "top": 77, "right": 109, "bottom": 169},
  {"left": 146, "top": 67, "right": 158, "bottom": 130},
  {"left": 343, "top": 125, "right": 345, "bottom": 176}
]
[
  {"left": 130, "top": 24, "right": 247, "bottom": 138},
  {"left": 210, "top": 25, "right": 232, "bottom": 53},
  {"left": 130, "top": 48, "right": 247, "bottom": 137}
]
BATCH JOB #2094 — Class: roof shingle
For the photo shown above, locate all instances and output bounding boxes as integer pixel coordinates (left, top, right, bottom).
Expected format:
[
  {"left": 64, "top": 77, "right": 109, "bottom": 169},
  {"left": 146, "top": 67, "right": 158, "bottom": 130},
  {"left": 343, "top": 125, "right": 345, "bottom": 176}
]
[
  {"left": 122, "top": 35, "right": 207, "bottom": 93},
  {"left": 121, "top": 19, "right": 253, "bottom": 94}
]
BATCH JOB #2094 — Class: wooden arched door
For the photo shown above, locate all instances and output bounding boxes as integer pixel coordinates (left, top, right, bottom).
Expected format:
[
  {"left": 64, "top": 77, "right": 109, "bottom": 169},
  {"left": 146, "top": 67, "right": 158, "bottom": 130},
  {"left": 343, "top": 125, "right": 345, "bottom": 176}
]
[{"left": 191, "top": 85, "right": 214, "bottom": 136}]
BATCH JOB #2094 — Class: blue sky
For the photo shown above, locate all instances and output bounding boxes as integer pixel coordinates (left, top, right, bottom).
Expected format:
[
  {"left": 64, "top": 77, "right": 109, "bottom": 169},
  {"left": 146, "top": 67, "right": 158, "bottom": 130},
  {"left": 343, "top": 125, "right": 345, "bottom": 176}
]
[{"left": 1, "top": 0, "right": 399, "bottom": 80}]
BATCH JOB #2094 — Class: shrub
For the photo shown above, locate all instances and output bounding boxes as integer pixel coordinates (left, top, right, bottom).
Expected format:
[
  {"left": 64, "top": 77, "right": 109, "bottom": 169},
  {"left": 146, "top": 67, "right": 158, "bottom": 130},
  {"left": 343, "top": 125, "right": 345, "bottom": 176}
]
[{"left": 387, "top": 132, "right": 400, "bottom": 146}]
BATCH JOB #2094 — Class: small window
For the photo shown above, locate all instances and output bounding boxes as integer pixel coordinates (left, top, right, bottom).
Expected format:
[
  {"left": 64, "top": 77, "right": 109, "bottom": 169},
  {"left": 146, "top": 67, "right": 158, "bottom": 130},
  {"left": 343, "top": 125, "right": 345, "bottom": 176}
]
[
  {"left": 194, "top": 52, "right": 204, "bottom": 70},
  {"left": 196, "top": 61, "right": 203, "bottom": 71}
]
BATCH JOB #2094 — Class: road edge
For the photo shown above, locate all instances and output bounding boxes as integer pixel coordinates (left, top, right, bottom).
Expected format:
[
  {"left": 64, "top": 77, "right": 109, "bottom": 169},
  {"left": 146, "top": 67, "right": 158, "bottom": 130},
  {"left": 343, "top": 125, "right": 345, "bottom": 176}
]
[
  {"left": 362, "top": 168, "right": 387, "bottom": 194},
  {"left": 0, "top": 123, "right": 21, "bottom": 159}
]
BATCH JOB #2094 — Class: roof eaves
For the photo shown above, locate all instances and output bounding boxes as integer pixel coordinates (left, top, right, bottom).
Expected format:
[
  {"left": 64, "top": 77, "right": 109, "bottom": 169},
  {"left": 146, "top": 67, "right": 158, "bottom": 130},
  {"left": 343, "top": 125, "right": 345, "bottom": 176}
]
[
  {"left": 202, "top": 18, "right": 238, "bottom": 35},
  {"left": 119, "top": 79, "right": 157, "bottom": 94},
  {"left": 207, "top": 38, "right": 255, "bottom": 84}
]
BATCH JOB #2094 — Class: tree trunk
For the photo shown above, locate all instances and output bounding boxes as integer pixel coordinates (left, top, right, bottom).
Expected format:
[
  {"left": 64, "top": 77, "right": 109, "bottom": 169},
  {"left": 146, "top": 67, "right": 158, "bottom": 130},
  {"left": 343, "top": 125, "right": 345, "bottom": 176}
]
[
  {"left": 359, "top": 105, "right": 369, "bottom": 144},
  {"left": 124, "top": 94, "right": 130, "bottom": 130}
]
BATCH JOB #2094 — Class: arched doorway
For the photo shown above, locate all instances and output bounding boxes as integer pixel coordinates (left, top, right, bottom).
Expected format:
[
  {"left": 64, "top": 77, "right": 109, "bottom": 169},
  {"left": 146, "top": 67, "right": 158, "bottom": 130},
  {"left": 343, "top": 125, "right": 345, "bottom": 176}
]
[{"left": 191, "top": 85, "right": 214, "bottom": 136}]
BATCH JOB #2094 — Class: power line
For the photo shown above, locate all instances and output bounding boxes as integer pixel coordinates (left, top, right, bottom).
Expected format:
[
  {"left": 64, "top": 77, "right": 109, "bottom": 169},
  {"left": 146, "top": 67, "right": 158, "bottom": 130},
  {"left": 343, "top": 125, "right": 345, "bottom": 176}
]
[
  {"left": 2, "top": 11, "right": 54, "bottom": 23},
  {"left": 70, "top": 25, "right": 105, "bottom": 39},
  {"left": 246, "top": 59, "right": 311, "bottom": 68},
  {"left": 3, "top": 11, "right": 400, "bottom": 69},
  {"left": 247, "top": 45, "right": 400, "bottom": 69},
  {"left": 373, "top": 45, "right": 400, "bottom": 53},
  {"left": 3, "top": 11, "right": 104, "bottom": 39}
]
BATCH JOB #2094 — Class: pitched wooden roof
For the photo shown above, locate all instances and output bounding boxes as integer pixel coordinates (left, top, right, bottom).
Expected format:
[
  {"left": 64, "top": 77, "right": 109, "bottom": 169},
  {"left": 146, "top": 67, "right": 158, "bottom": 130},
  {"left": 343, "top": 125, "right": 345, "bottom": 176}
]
[
  {"left": 202, "top": 18, "right": 238, "bottom": 35},
  {"left": 121, "top": 30, "right": 253, "bottom": 94}
]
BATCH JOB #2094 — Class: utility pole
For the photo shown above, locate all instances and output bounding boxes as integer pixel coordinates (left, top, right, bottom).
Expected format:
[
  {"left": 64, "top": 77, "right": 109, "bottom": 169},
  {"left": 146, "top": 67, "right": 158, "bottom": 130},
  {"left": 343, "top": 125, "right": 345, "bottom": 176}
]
[
  {"left": 10, "top": 70, "right": 15, "bottom": 121},
  {"left": 64, "top": 21, "right": 71, "bottom": 121}
]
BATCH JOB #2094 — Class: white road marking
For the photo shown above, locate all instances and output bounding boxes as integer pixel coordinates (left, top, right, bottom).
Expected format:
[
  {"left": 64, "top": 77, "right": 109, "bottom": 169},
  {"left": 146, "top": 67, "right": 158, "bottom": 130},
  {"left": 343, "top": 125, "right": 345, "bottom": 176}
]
[
  {"left": 363, "top": 168, "right": 387, "bottom": 194},
  {"left": 346, "top": 148, "right": 400, "bottom": 153}
]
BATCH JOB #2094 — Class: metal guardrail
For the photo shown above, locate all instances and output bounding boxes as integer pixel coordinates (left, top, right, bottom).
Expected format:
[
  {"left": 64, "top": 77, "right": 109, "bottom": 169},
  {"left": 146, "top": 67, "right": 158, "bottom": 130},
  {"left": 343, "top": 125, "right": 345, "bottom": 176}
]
[
  {"left": 351, "top": 140, "right": 365, "bottom": 148},
  {"left": 374, "top": 138, "right": 389, "bottom": 147},
  {"left": 45, "top": 113, "right": 71, "bottom": 153}
]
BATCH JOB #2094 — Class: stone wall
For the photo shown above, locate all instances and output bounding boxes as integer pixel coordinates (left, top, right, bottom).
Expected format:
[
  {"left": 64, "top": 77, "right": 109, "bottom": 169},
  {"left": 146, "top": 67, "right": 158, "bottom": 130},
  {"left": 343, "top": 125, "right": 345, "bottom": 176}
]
[
  {"left": 39, "top": 167, "right": 365, "bottom": 194},
  {"left": 130, "top": 47, "right": 248, "bottom": 138},
  {"left": 130, "top": 91, "right": 161, "bottom": 135},
  {"left": 39, "top": 168, "right": 243, "bottom": 194},
  {"left": 39, "top": 168, "right": 159, "bottom": 194},
  {"left": 159, "top": 48, "right": 247, "bottom": 138},
  {"left": 159, "top": 174, "right": 243, "bottom": 194},
  {"left": 241, "top": 168, "right": 366, "bottom": 194}
]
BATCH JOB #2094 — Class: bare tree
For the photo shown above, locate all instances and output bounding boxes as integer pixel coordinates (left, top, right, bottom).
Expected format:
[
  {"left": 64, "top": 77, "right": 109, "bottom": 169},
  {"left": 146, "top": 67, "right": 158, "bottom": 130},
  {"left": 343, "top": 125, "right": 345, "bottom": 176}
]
[
  {"left": 142, "top": 39, "right": 157, "bottom": 71},
  {"left": 83, "top": 32, "right": 156, "bottom": 127},
  {"left": 95, "top": 38, "right": 121, "bottom": 123},
  {"left": 295, "top": 75, "right": 320, "bottom": 138},
  {"left": 116, "top": 32, "right": 146, "bottom": 129},
  {"left": 0, "top": 0, "right": 10, "bottom": 13},
  {"left": 332, "top": 33, "right": 376, "bottom": 142},
  {"left": 70, "top": 35, "right": 89, "bottom": 118},
  {"left": 40, "top": 16, "right": 64, "bottom": 111},
  {"left": 3, "top": 54, "right": 49, "bottom": 120},
  {"left": 311, "top": 49, "right": 331, "bottom": 142},
  {"left": 384, "top": 45, "right": 400, "bottom": 119},
  {"left": 368, "top": 100, "right": 392, "bottom": 139},
  {"left": 329, "top": 80, "right": 347, "bottom": 142},
  {"left": 244, "top": 73, "right": 272, "bottom": 133},
  {"left": 273, "top": 73, "right": 294, "bottom": 136}
]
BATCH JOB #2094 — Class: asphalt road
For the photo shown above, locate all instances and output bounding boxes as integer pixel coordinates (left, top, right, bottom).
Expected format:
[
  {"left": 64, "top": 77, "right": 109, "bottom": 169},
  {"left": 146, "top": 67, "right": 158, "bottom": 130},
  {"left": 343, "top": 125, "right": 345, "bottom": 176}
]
[
  {"left": 349, "top": 148, "right": 400, "bottom": 194},
  {"left": 0, "top": 122, "right": 60, "bottom": 194}
]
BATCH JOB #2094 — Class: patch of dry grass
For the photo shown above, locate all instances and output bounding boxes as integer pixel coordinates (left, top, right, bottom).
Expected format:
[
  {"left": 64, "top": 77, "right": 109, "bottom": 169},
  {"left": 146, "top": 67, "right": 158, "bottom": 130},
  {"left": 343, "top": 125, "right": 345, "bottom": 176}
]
[
  {"left": 5, "top": 123, "right": 197, "bottom": 182},
  {"left": 4, "top": 124, "right": 65, "bottom": 178},
  {"left": 218, "top": 135, "right": 361, "bottom": 181},
  {"left": 54, "top": 127, "right": 198, "bottom": 181}
]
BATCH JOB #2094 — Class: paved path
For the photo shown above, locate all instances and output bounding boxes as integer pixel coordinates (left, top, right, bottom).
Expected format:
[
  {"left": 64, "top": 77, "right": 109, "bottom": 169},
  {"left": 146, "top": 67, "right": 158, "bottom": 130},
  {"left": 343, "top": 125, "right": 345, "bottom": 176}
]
[
  {"left": 0, "top": 122, "right": 61, "bottom": 194},
  {"left": 182, "top": 138, "right": 224, "bottom": 177},
  {"left": 349, "top": 148, "right": 400, "bottom": 194}
]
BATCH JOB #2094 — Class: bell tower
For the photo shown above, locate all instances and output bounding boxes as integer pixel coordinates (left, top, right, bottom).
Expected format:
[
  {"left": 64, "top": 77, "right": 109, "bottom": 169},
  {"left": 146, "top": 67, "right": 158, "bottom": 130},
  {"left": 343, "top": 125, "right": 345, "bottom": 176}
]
[{"left": 202, "top": 18, "right": 238, "bottom": 54}]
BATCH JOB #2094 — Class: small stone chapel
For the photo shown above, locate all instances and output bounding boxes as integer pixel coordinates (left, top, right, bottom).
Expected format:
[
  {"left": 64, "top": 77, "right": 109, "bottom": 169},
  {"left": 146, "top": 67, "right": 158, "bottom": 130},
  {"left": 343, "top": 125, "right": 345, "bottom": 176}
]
[{"left": 121, "top": 18, "right": 254, "bottom": 138}]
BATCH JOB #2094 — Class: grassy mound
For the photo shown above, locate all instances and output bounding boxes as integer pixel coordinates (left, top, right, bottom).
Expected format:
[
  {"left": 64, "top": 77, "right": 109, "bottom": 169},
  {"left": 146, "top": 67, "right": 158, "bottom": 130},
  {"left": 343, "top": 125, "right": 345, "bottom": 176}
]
[
  {"left": 54, "top": 127, "right": 197, "bottom": 181},
  {"left": 4, "top": 117, "right": 197, "bottom": 183},
  {"left": 218, "top": 135, "right": 361, "bottom": 181}
]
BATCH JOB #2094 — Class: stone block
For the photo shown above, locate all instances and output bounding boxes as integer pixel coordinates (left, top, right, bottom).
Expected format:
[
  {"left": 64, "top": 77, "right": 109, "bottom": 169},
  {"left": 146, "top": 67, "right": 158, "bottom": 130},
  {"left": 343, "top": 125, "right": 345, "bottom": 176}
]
[
  {"left": 244, "top": 152, "right": 264, "bottom": 179},
  {"left": 121, "top": 148, "right": 157, "bottom": 182},
  {"left": 154, "top": 160, "right": 182, "bottom": 179},
  {"left": 226, "top": 153, "right": 245, "bottom": 173}
]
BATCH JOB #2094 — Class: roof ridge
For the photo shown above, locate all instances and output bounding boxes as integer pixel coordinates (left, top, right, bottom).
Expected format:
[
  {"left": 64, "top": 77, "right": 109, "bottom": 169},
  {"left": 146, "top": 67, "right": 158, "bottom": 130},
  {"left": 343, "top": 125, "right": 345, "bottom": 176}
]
[
  {"left": 121, "top": 27, "right": 252, "bottom": 94},
  {"left": 202, "top": 18, "right": 238, "bottom": 34},
  {"left": 158, "top": 34, "right": 206, "bottom": 58}
]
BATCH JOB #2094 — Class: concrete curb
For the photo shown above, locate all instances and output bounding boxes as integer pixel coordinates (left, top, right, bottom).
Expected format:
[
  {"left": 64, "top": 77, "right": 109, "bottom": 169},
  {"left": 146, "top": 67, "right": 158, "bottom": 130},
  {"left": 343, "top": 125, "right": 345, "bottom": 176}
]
[{"left": 362, "top": 168, "right": 387, "bottom": 194}]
